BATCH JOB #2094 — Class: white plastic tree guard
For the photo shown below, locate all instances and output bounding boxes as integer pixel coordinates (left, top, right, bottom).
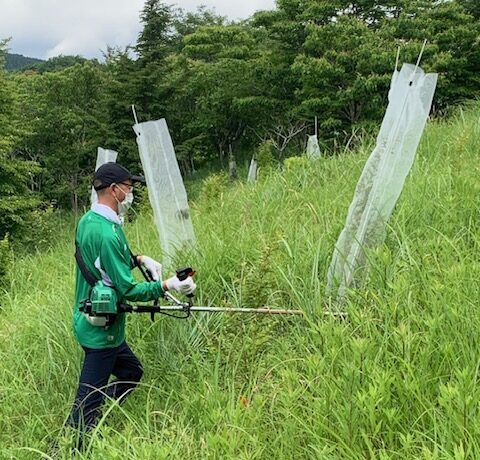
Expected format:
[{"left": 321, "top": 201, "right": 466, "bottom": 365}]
[
  {"left": 247, "top": 156, "right": 257, "bottom": 183},
  {"left": 326, "top": 63, "right": 438, "bottom": 300},
  {"left": 133, "top": 119, "right": 196, "bottom": 264},
  {"left": 306, "top": 135, "right": 321, "bottom": 158},
  {"left": 90, "top": 147, "right": 118, "bottom": 205}
]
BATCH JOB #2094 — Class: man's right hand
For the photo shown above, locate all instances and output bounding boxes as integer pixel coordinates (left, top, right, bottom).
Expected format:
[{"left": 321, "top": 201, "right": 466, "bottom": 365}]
[
  {"left": 139, "top": 255, "right": 162, "bottom": 281},
  {"left": 163, "top": 276, "right": 196, "bottom": 295}
]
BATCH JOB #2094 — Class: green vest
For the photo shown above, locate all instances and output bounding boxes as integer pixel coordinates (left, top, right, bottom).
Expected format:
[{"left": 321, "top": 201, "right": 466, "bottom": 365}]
[{"left": 74, "top": 210, "right": 164, "bottom": 349}]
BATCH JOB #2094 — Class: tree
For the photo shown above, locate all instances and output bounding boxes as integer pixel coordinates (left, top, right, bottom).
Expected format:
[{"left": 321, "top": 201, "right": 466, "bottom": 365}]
[
  {"left": 101, "top": 46, "right": 141, "bottom": 171},
  {"left": 289, "top": 0, "right": 480, "bottom": 144},
  {"left": 456, "top": 0, "right": 480, "bottom": 19},
  {"left": 179, "top": 25, "right": 262, "bottom": 164},
  {"left": 136, "top": 0, "right": 180, "bottom": 61},
  {"left": 293, "top": 16, "right": 395, "bottom": 143},
  {"left": 135, "top": 2, "right": 226, "bottom": 122},
  {"left": 15, "top": 62, "right": 108, "bottom": 209},
  {"left": 379, "top": 1, "right": 480, "bottom": 109},
  {"left": 0, "top": 39, "right": 41, "bottom": 240},
  {"left": 134, "top": 5, "right": 243, "bottom": 173}
]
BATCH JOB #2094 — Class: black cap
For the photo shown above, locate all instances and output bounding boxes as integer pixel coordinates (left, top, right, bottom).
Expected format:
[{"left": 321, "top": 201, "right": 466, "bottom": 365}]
[{"left": 93, "top": 162, "right": 145, "bottom": 191}]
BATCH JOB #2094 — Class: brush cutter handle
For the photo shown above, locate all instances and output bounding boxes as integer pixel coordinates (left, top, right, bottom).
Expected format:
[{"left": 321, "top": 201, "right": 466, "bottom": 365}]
[{"left": 176, "top": 267, "right": 195, "bottom": 281}]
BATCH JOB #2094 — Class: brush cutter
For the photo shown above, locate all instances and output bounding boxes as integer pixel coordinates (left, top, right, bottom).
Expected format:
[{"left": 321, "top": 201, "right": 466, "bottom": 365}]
[{"left": 125, "top": 265, "right": 304, "bottom": 320}]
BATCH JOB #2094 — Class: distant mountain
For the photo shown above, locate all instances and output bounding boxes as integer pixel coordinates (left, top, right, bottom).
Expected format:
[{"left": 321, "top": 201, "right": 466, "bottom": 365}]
[
  {"left": 5, "top": 53, "right": 93, "bottom": 73},
  {"left": 5, "top": 53, "right": 44, "bottom": 71}
]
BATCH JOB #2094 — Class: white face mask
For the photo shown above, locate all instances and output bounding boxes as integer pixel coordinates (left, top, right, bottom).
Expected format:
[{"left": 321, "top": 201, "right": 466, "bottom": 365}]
[{"left": 114, "top": 185, "right": 134, "bottom": 216}]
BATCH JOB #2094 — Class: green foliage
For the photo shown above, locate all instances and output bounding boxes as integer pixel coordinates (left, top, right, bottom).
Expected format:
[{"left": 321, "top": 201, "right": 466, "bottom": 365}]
[
  {"left": 136, "top": 0, "right": 180, "bottom": 61},
  {"left": 0, "top": 150, "right": 54, "bottom": 251},
  {"left": 380, "top": 1, "right": 480, "bottom": 110},
  {"left": 179, "top": 25, "right": 261, "bottom": 161},
  {"left": 266, "top": 0, "right": 480, "bottom": 143},
  {"left": 15, "top": 205, "right": 62, "bottom": 252},
  {"left": 293, "top": 16, "right": 394, "bottom": 138},
  {"left": 174, "top": 6, "right": 225, "bottom": 38},
  {"left": 198, "top": 172, "right": 228, "bottom": 207},
  {"left": 457, "top": 0, "right": 480, "bottom": 18},
  {"left": 283, "top": 155, "right": 312, "bottom": 185},
  {"left": 255, "top": 140, "right": 276, "bottom": 168},
  {"left": 175, "top": 133, "right": 211, "bottom": 174},
  {"left": 102, "top": 47, "right": 142, "bottom": 169},
  {"left": 240, "top": 237, "right": 282, "bottom": 308},
  {"left": 14, "top": 61, "right": 109, "bottom": 208},
  {"left": 0, "top": 184, "right": 40, "bottom": 240},
  {"left": 132, "top": 184, "right": 153, "bottom": 217},
  {"left": 0, "top": 40, "right": 43, "bottom": 243},
  {"left": 0, "top": 40, "right": 16, "bottom": 154}
]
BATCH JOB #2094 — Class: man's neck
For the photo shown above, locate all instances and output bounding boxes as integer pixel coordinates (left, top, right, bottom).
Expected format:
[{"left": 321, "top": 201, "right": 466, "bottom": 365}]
[{"left": 91, "top": 202, "right": 122, "bottom": 225}]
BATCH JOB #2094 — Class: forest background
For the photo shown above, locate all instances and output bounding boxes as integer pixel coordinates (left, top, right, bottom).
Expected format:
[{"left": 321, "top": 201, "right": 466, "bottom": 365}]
[{"left": 0, "top": 0, "right": 479, "bottom": 256}]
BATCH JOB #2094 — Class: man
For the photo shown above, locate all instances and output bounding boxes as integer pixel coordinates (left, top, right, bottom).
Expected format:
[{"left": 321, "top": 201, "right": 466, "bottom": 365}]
[{"left": 68, "top": 162, "right": 196, "bottom": 434}]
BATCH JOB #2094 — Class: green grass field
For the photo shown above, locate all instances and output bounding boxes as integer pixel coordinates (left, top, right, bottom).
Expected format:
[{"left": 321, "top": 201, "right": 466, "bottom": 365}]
[{"left": 0, "top": 104, "right": 479, "bottom": 459}]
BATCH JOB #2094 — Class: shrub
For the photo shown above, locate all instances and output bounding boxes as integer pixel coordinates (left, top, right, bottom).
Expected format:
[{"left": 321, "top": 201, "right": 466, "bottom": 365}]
[
  {"left": 283, "top": 155, "right": 313, "bottom": 187},
  {"left": 15, "top": 205, "right": 61, "bottom": 252},
  {"left": 256, "top": 140, "right": 276, "bottom": 168},
  {"left": 198, "top": 173, "right": 229, "bottom": 207}
]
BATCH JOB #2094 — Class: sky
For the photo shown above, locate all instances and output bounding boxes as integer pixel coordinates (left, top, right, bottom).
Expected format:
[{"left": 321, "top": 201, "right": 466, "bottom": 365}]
[{"left": 0, "top": 0, "right": 276, "bottom": 60}]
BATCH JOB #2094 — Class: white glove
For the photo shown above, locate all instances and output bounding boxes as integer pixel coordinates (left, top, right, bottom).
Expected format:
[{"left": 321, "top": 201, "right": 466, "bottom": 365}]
[
  {"left": 140, "top": 256, "right": 162, "bottom": 281},
  {"left": 163, "top": 276, "right": 197, "bottom": 295}
]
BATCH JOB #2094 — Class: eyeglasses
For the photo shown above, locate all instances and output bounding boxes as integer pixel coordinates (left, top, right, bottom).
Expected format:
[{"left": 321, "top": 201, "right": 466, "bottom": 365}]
[{"left": 114, "top": 182, "right": 133, "bottom": 192}]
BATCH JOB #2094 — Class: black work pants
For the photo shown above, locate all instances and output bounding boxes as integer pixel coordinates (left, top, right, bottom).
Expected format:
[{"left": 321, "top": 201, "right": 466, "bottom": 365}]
[{"left": 68, "top": 341, "right": 143, "bottom": 432}]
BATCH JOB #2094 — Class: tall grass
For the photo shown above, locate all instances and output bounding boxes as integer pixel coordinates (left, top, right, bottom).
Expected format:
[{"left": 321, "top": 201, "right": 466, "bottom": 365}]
[{"left": 0, "top": 105, "right": 479, "bottom": 459}]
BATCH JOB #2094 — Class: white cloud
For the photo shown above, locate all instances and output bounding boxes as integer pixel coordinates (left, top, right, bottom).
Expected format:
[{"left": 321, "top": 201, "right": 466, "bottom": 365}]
[
  {"left": 1, "top": 0, "right": 145, "bottom": 58},
  {"left": 0, "top": 0, "right": 276, "bottom": 59}
]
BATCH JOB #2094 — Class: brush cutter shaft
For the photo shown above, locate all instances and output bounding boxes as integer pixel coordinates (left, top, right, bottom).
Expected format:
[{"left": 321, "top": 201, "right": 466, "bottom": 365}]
[
  {"left": 174, "top": 306, "right": 302, "bottom": 314},
  {"left": 119, "top": 304, "right": 302, "bottom": 315}
]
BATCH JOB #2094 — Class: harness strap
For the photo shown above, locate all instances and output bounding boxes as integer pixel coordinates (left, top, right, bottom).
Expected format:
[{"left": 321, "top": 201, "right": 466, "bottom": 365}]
[{"left": 75, "top": 241, "right": 98, "bottom": 287}]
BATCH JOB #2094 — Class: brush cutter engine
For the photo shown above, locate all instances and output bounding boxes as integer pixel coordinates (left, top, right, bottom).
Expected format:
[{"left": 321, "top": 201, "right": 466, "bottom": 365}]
[{"left": 79, "top": 281, "right": 118, "bottom": 327}]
